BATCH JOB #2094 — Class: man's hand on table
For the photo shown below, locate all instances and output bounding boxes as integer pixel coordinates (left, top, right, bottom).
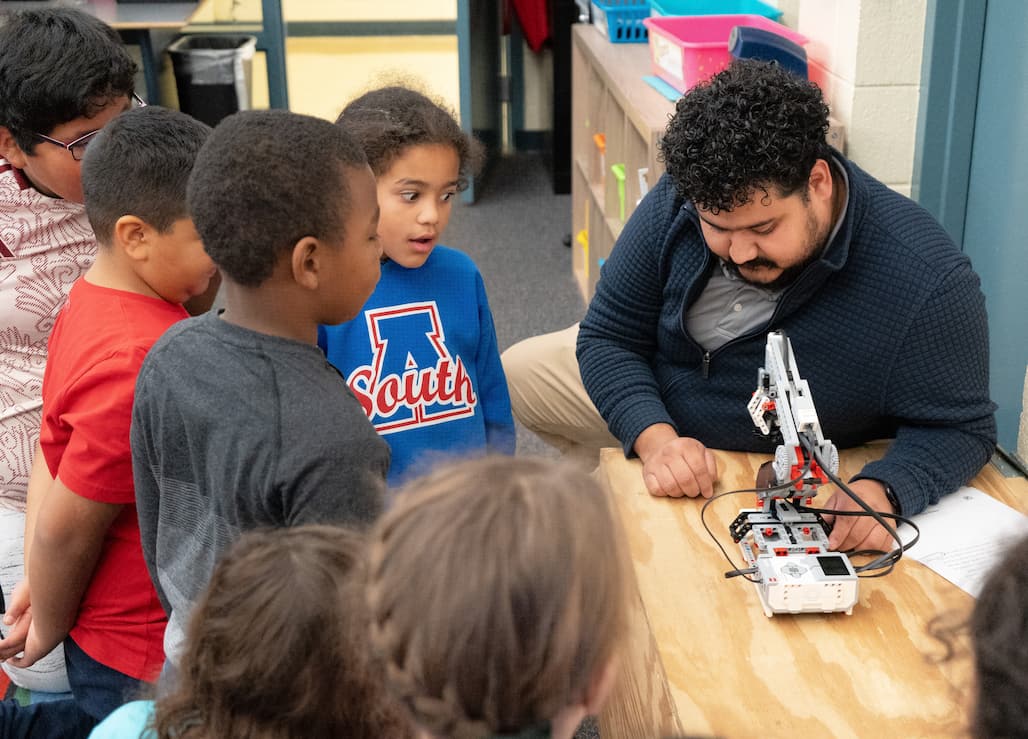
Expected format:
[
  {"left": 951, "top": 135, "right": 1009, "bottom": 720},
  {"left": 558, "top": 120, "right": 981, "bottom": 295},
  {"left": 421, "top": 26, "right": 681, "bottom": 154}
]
[
  {"left": 823, "top": 479, "right": 899, "bottom": 553},
  {"left": 635, "top": 423, "right": 719, "bottom": 498}
]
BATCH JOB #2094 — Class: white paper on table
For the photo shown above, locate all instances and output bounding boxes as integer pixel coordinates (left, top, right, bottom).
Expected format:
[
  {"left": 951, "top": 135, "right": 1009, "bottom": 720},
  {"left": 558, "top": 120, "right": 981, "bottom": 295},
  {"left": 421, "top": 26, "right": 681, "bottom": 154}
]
[{"left": 897, "top": 486, "right": 1028, "bottom": 598}]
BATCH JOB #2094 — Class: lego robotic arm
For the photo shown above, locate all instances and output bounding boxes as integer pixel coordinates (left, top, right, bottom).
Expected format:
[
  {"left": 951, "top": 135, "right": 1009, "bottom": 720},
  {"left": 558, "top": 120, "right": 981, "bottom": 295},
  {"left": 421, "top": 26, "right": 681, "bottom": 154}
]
[
  {"left": 731, "top": 331, "right": 858, "bottom": 616},
  {"left": 747, "top": 330, "right": 839, "bottom": 499}
]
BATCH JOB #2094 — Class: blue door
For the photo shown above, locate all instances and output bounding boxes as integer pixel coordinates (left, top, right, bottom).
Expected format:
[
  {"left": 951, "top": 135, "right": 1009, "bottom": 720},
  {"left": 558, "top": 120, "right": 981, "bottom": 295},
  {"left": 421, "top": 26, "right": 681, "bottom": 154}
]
[{"left": 961, "top": 0, "right": 1028, "bottom": 457}]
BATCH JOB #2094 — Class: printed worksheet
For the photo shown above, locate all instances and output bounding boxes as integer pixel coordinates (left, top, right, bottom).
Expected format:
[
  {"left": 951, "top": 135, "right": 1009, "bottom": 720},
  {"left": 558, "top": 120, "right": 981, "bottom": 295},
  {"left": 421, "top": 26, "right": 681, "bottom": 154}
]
[{"left": 898, "top": 486, "right": 1028, "bottom": 597}]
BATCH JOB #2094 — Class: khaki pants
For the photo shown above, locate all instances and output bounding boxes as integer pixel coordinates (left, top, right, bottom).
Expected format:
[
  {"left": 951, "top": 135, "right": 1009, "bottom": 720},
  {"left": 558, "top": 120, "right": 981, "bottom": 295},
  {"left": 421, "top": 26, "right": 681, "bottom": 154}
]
[{"left": 501, "top": 323, "right": 620, "bottom": 467}]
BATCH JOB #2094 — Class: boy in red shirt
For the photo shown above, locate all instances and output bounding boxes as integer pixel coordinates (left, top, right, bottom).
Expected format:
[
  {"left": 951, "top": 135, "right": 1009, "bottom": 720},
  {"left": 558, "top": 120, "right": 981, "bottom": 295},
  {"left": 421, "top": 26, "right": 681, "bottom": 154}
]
[{"left": 1, "top": 106, "right": 213, "bottom": 735}]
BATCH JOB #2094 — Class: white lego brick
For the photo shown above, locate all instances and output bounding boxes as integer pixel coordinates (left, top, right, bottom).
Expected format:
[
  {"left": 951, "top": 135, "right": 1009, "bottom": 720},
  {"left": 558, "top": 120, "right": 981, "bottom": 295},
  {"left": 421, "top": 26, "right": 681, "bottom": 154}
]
[
  {"left": 845, "top": 85, "right": 920, "bottom": 185},
  {"left": 854, "top": 0, "right": 928, "bottom": 85}
]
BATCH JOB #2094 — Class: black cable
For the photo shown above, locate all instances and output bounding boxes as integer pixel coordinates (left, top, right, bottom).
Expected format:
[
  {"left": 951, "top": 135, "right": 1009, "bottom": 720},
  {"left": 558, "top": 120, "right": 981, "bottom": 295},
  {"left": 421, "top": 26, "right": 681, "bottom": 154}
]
[
  {"left": 801, "top": 433, "right": 921, "bottom": 574},
  {"left": 702, "top": 432, "right": 921, "bottom": 585},
  {"left": 701, "top": 489, "right": 767, "bottom": 583},
  {"left": 700, "top": 451, "right": 815, "bottom": 582}
]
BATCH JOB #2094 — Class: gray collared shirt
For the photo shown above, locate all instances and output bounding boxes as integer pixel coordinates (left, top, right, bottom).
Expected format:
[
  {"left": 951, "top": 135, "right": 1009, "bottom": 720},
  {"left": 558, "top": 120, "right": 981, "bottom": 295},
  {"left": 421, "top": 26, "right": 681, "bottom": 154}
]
[{"left": 685, "top": 160, "right": 850, "bottom": 352}]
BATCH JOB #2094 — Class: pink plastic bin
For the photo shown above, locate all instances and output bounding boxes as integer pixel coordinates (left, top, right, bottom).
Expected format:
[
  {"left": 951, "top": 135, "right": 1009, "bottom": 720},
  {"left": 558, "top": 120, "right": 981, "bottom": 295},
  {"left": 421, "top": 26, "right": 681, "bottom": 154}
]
[{"left": 642, "top": 14, "right": 808, "bottom": 93}]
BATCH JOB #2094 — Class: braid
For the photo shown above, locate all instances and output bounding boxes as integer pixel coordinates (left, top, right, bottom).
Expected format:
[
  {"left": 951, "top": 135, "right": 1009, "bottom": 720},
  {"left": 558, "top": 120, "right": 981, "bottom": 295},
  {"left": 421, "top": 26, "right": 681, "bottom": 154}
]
[
  {"left": 366, "top": 457, "right": 630, "bottom": 739},
  {"left": 368, "top": 567, "right": 492, "bottom": 739}
]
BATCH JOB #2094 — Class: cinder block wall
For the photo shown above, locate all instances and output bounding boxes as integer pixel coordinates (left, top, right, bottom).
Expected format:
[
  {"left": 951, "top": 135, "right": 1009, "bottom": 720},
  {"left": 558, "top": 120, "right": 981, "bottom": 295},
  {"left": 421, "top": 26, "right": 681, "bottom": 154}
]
[{"left": 775, "top": 0, "right": 927, "bottom": 197}]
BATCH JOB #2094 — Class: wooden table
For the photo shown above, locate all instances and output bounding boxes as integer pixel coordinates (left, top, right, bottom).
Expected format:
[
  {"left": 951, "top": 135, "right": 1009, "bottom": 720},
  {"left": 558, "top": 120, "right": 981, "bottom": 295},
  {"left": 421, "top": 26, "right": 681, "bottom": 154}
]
[{"left": 598, "top": 443, "right": 1028, "bottom": 739}]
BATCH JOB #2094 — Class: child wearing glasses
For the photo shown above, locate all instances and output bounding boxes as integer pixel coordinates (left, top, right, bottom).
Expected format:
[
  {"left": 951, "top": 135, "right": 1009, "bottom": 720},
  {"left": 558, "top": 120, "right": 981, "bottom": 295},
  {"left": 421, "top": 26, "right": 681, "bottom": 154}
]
[
  {"left": 0, "top": 7, "right": 138, "bottom": 700},
  {"left": 367, "top": 456, "right": 630, "bottom": 739},
  {"left": 130, "top": 110, "right": 390, "bottom": 680},
  {"left": 0, "top": 106, "right": 213, "bottom": 738},
  {"left": 91, "top": 525, "right": 414, "bottom": 739},
  {"left": 319, "top": 86, "right": 515, "bottom": 487}
]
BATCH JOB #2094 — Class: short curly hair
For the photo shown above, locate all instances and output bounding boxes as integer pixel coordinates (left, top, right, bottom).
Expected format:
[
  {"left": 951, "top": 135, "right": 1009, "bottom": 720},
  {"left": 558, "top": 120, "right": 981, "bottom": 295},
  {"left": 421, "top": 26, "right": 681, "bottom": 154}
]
[
  {"left": 187, "top": 109, "right": 368, "bottom": 287},
  {"left": 658, "top": 59, "right": 831, "bottom": 213},
  {"left": 336, "top": 86, "right": 483, "bottom": 192}
]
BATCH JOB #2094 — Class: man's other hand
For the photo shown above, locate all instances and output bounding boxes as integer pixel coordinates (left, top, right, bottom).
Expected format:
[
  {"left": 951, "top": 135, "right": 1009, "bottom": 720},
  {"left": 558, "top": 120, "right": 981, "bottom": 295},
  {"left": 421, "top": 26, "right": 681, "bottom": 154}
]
[
  {"left": 823, "top": 479, "right": 899, "bottom": 553},
  {"left": 635, "top": 424, "right": 718, "bottom": 498}
]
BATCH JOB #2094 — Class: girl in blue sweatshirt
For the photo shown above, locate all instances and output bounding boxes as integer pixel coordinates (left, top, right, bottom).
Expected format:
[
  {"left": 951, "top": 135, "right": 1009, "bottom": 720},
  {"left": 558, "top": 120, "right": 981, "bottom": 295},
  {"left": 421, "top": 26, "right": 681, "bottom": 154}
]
[{"left": 319, "top": 86, "right": 515, "bottom": 485}]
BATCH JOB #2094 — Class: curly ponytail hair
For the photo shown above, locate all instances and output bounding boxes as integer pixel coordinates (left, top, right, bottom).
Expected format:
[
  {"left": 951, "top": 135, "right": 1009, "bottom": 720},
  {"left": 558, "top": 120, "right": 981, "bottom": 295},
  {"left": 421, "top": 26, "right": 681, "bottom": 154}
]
[
  {"left": 336, "top": 85, "right": 484, "bottom": 192},
  {"left": 658, "top": 59, "right": 831, "bottom": 213},
  {"left": 367, "top": 456, "right": 631, "bottom": 738}
]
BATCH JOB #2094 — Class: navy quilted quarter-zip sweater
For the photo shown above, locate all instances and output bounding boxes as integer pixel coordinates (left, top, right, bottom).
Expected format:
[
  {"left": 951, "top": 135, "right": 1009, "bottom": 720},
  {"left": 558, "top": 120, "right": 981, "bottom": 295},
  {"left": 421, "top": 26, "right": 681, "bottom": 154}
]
[{"left": 577, "top": 155, "right": 996, "bottom": 516}]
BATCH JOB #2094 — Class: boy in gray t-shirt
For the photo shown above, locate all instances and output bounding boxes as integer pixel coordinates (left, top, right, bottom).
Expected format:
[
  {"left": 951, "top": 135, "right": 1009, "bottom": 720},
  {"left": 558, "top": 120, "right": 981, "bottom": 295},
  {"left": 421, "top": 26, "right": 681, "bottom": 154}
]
[{"left": 130, "top": 110, "right": 389, "bottom": 667}]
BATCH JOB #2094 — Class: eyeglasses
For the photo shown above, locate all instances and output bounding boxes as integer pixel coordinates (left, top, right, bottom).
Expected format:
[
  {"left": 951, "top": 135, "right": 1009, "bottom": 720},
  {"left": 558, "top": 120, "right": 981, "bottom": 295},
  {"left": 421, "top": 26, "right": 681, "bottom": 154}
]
[{"left": 31, "top": 92, "right": 148, "bottom": 161}]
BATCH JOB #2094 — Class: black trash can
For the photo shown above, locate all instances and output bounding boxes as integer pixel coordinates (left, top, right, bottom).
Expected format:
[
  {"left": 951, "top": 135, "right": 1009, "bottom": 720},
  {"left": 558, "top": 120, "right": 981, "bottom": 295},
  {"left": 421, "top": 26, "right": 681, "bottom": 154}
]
[{"left": 168, "top": 34, "right": 256, "bottom": 127}]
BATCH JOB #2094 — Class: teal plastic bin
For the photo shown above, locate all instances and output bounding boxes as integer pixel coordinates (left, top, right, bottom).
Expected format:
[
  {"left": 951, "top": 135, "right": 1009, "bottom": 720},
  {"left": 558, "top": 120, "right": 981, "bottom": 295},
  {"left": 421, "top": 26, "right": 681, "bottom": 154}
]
[
  {"left": 649, "top": 0, "right": 782, "bottom": 20},
  {"left": 591, "top": 0, "right": 650, "bottom": 43}
]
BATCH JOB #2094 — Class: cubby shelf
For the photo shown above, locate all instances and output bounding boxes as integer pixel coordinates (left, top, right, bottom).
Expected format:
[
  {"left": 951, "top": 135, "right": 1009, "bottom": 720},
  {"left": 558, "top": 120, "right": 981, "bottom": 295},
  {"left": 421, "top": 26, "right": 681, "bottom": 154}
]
[{"left": 571, "top": 23, "right": 676, "bottom": 302}]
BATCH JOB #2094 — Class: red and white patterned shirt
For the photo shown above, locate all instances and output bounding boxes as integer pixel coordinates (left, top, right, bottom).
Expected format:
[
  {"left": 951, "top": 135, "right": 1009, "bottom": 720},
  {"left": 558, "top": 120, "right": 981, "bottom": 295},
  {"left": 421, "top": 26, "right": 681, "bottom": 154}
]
[{"left": 0, "top": 159, "right": 96, "bottom": 509}]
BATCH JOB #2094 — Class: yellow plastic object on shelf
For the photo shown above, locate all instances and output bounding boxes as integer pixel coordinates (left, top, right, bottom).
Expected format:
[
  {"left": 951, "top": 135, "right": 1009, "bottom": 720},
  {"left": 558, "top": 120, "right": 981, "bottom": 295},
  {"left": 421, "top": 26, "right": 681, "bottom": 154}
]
[{"left": 576, "top": 229, "right": 590, "bottom": 282}]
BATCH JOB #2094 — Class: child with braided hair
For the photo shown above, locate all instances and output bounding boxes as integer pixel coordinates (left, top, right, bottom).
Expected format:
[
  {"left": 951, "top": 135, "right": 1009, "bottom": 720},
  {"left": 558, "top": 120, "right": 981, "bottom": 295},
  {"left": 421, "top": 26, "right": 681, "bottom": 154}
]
[
  {"left": 366, "top": 456, "right": 631, "bottom": 739},
  {"left": 90, "top": 525, "right": 414, "bottom": 739}
]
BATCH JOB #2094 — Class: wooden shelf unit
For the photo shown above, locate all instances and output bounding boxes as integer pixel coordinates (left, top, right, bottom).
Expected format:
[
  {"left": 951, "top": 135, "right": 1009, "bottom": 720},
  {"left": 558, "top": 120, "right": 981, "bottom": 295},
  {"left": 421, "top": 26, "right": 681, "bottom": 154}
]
[{"left": 571, "top": 23, "right": 675, "bottom": 301}]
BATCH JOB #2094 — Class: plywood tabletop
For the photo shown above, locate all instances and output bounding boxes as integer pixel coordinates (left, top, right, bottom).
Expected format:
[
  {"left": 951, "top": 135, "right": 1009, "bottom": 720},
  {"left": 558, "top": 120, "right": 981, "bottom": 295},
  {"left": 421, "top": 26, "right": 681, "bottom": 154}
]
[{"left": 598, "top": 444, "right": 1024, "bottom": 738}]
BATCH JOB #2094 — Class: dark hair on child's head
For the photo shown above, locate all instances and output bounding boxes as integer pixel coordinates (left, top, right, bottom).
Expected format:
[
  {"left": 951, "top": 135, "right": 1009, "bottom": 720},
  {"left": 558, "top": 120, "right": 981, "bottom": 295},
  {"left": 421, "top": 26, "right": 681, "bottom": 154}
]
[
  {"left": 187, "top": 109, "right": 369, "bottom": 287},
  {"left": 81, "top": 106, "right": 210, "bottom": 245},
  {"left": 659, "top": 59, "right": 831, "bottom": 214},
  {"left": 969, "top": 534, "right": 1028, "bottom": 738},
  {"left": 337, "top": 85, "right": 484, "bottom": 192},
  {"left": 367, "top": 456, "right": 631, "bottom": 739},
  {"left": 153, "top": 525, "right": 413, "bottom": 739},
  {"left": 0, "top": 8, "right": 137, "bottom": 154}
]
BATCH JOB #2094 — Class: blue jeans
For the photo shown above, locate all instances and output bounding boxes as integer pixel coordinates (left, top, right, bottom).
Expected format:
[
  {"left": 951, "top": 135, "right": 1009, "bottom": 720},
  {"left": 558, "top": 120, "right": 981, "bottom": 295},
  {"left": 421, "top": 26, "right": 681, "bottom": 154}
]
[
  {"left": 0, "top": 636, "right": 145, "bottom": 738},
  {"left": 63, "top": 637, "right": 145, "bottom": 719}
]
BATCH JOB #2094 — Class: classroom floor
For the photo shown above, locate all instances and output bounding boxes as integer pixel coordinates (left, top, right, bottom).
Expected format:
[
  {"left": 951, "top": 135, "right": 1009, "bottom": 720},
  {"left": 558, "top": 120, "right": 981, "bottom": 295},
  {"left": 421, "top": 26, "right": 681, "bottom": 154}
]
[{"left": 444, "top": 151, "right": 585, "bottom": 459}]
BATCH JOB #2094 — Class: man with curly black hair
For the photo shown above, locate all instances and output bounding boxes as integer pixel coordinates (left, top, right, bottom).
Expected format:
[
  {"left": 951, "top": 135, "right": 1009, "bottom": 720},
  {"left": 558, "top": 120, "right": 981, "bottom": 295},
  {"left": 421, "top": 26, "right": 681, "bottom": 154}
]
[{"left": 503, "top": 60, "right": 995, "bottom": 553}]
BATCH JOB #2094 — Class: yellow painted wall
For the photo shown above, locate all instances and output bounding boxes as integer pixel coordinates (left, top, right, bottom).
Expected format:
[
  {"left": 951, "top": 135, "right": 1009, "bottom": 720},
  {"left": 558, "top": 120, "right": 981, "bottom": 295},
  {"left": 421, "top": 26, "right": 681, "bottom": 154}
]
[{"left": 282, "top": 36, "right": 459, "bottom": 123}]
